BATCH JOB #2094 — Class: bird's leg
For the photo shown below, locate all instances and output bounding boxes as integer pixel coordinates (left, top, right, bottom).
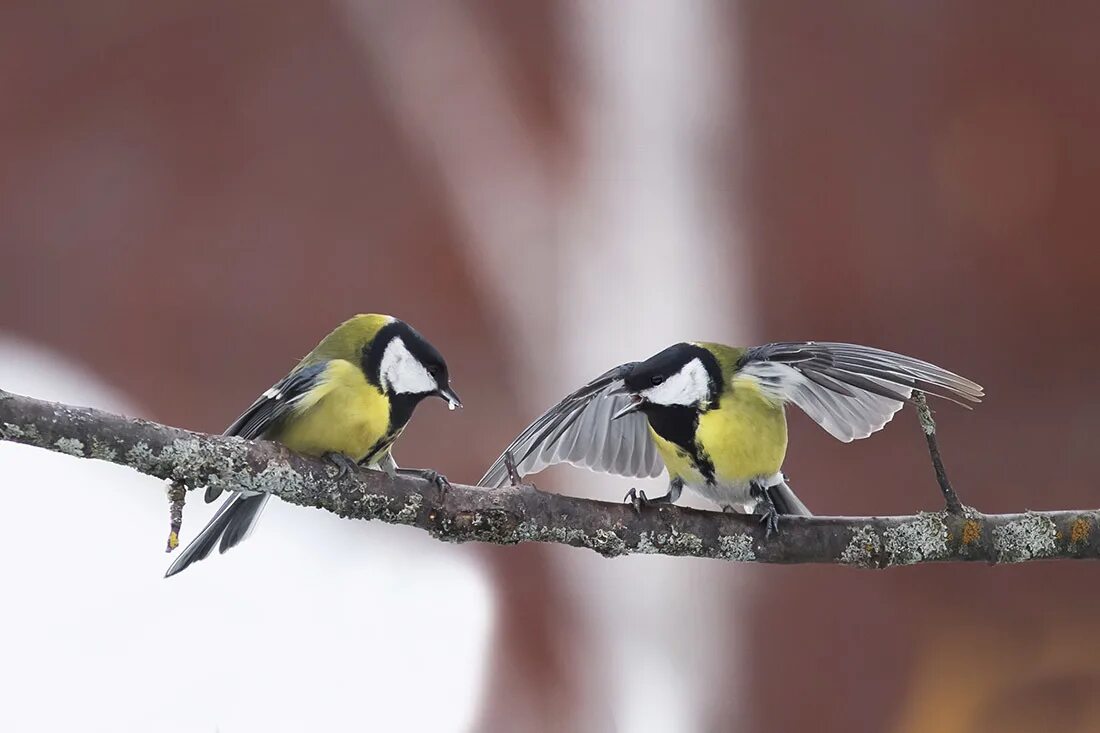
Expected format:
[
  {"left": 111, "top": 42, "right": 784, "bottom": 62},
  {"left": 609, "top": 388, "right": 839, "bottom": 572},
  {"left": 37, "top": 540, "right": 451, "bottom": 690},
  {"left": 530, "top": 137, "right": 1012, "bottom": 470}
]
[
  {"left": 375, "top": 453, "right": 398, "bottom": 478},
  {"left": 323, "top": 452, "right": 359, "bottom": 479},
  {"left": 749, "top": 482, "right": 781, "bottom": 538},
  {"left": 644, "top": 477, "right": 683, "bottom": 505},
  {"left": 624, "top": 478, "right": 682, "bottom": 514}
]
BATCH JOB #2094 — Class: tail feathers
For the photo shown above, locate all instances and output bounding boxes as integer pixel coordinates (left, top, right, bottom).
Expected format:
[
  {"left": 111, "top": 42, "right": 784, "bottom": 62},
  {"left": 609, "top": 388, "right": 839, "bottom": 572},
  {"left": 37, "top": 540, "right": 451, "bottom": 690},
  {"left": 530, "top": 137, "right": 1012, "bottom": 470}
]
[
  {"left": 768, "top": 479, "right": 812, "bottom": 517},
  {"left": 164, "top": 492, "right": 270, "bottom": 578}
]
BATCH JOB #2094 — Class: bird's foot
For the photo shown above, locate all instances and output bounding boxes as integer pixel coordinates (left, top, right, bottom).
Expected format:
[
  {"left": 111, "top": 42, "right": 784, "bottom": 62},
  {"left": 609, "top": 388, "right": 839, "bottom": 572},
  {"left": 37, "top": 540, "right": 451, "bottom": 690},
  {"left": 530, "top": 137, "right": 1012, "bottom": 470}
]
[
  {"left": 749, "top": 482, "right": 781, "bottom": 539},
  {"left": 324, "top": 452, "right": 359, "bottom": 479},
  {"left": 400, "top": 467, "right": 452, "bottom": 493},
  {"left": 624, "top": 488, "right": 648, "bottom": 514},
  {"left": 624, "top": 488, "right": 673, "bottom": 514},
  {"left": 756, "top": 506, "right": 781, "bottom": 539}
]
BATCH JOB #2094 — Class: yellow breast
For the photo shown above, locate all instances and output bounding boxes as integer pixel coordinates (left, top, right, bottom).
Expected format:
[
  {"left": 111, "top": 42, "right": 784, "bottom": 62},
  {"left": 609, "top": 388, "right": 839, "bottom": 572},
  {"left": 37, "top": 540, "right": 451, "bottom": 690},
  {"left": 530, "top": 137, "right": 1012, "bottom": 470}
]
[
  {"left": 648, "top": 427, "right": 706, "bottom": 484},
  {"left": 695, "top": 376, "right": 788, "bottom": 483},
  {"left": 276, "top": 359, "right": 391, "bottom": 462}
]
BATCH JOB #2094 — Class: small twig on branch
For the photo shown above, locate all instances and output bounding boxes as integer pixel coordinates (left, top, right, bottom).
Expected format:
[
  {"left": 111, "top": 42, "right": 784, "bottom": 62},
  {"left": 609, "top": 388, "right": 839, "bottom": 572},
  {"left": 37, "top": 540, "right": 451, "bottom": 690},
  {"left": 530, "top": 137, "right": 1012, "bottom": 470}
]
[
  {"left": 504, "top": 450, "right": 523, "bottom": 486},
  {"left": 166, "top": 482, "right": 186, "bottom": 552},
  {"left": 0, "top": 387, "right": 1092, "bottom": 568},
  {"left": 913, "top": 392, "right": 964, "bottom": 514}
]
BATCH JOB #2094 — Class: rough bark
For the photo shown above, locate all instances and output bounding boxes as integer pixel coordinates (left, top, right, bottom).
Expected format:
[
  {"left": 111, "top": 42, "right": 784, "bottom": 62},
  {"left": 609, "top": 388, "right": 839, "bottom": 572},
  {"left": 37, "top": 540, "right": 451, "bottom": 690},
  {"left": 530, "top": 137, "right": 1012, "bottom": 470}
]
[{"left": 1, "top": 388, "right": 1094, "bottom": 567}]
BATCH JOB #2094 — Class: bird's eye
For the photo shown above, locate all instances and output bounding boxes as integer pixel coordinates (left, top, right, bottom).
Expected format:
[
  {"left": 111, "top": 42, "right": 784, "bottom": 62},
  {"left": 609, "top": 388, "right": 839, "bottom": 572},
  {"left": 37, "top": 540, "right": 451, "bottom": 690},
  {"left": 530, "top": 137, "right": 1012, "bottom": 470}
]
[
  {"left": 651, "top": 375, "right": 665, "bottom": 386},
  {"left": 427, "top": 364, "right": 440, "bottom": 377}
]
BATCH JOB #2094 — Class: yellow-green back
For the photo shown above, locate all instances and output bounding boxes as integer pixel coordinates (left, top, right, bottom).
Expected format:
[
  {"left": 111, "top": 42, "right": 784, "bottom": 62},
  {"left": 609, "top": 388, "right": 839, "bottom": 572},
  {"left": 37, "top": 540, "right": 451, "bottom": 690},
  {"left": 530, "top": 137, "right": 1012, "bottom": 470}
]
[
  {"left": 692, "top": 342, "right": 746, "bottom": 391},
  {"left": 297, "top": 314, "right": 393, "bottom": 369}
]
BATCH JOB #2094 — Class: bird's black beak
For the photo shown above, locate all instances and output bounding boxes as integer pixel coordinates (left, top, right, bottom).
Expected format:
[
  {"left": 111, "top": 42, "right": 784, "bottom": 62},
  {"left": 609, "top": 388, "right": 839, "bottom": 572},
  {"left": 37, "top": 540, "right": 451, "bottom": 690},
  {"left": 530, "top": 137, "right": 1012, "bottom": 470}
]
[
  {"left": 611, "top": 395, "right": 644, "bottom": 420},
  {"left": 437, "top": 385, "right": 462, "bottom": 411}
]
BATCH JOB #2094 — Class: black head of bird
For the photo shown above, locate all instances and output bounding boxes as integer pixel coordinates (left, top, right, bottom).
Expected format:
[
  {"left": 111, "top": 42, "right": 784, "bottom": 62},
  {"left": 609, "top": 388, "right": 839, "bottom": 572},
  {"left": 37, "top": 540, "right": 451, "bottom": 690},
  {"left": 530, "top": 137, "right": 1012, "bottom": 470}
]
[
  {"left": 361, "top": 319, "right": 462, "bottom": 410},
  {"left": 612, "top": 343, "right": 723, "bottom": 419}
]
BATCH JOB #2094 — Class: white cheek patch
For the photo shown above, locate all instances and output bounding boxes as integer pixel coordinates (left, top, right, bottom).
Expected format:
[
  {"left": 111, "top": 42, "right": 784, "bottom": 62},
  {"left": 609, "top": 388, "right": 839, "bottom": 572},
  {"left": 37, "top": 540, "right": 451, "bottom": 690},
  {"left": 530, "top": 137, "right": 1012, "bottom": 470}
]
[
  {"left": 642, "top": 357, "right": 711, "bottom": 406},
  {"left": 380, "top": 337, "right": 438, "bottom": 395}
]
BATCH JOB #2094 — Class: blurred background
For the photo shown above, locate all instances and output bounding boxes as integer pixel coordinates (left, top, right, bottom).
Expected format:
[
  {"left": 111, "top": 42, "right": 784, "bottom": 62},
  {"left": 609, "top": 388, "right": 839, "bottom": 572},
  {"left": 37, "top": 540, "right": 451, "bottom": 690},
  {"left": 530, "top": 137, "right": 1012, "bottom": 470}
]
[{"left": 2, "top": 1, "right": 1099, "bottom": 731}]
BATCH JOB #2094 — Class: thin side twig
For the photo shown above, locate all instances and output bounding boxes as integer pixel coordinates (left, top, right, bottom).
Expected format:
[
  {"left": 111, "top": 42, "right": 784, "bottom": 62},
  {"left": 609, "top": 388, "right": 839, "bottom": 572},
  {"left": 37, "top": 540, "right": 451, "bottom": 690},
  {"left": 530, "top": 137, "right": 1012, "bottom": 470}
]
[
  {"left": 166, "top": 482, "right": 186, "bottom": 552},
  {"left": 913, "top": 392, "right": 964, "bottom": 514}
]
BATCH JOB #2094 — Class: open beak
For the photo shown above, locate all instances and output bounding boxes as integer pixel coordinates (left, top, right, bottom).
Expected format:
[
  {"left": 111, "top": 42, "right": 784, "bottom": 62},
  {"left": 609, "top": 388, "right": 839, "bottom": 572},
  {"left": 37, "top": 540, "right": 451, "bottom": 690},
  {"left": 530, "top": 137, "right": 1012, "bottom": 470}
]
[
  {"left": 437, "top": 385, "right": 463, "bottom": 411},
  {"left": 611, "top": 395, "right": 644, "bottom": 420}
]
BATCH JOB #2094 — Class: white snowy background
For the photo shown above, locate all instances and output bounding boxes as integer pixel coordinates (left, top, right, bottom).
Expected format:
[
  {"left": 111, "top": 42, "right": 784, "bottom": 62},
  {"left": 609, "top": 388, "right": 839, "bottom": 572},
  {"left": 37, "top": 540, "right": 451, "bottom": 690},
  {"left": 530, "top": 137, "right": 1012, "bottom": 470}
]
[{"left": 0, "top": 339, "right": 494, "bottom": 733}]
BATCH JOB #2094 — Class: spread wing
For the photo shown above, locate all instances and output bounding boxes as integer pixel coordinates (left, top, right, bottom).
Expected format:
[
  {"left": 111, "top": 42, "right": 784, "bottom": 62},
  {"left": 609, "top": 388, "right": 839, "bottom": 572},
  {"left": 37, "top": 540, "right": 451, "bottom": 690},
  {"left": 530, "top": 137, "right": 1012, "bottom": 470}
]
[
  {"left": 737, "top": 342, "right": 983, "bottom": 442},
  {"left": 204, "top": 361, "right": 328, "bottom": 501},
  {"left": 479, "top": 363, "right": 665, "bottom": 488}
]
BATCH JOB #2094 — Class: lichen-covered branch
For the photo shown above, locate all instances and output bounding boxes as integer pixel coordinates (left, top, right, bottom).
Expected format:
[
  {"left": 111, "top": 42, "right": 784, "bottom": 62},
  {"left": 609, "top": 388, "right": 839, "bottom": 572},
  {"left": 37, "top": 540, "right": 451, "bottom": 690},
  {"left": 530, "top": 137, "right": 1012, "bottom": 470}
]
[{"left": 1, "top": 387, "right": 1096, "bottom": 567}]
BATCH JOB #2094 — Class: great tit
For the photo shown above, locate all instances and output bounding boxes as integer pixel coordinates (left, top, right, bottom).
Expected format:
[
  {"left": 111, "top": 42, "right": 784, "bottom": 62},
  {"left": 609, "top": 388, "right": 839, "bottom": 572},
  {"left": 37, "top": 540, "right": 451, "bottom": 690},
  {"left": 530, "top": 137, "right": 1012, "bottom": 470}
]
[
  {"left": 165, "top": 314, "right": 461, "bottom": 577},
  {"left": 479, "top": 341, "right": 981, "bottom": 533}
]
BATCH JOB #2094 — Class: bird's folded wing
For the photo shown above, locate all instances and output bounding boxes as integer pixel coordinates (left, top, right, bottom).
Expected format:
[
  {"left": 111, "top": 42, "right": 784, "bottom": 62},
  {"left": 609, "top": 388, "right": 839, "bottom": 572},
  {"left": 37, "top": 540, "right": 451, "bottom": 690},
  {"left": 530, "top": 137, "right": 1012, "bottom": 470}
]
[
  {"left": 478, "top": 363, "right": 665, "bottom": 488},
  {"left": 736, "top": 342, "right": 983, "bottom": 443},
  {"left": 204, "top": 360, "right": 329, "bottom": 501}
]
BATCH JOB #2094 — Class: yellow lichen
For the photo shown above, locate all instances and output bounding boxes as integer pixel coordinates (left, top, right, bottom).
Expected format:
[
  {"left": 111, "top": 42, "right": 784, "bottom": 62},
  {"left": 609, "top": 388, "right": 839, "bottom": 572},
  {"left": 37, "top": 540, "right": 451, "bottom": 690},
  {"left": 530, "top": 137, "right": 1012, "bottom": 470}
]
[
  {"left": 962, "top": 520, "right": 982, "bottom": 546},
  {"left": 1071, "top": 518, "right": 1090, "bottom": 544},
  {"left": 167, "top": 531, "right": 179, "bottom": 551}
]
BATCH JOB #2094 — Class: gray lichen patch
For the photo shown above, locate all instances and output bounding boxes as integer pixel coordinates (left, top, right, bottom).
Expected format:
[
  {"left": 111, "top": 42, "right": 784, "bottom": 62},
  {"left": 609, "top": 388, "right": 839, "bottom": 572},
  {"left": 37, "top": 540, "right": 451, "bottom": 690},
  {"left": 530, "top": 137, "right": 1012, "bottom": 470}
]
[
  {"left": 348, "top": 491, "right": 424, "bottom": 524},
  {"left": 157, "top": 438, "right": 238, "bottom": 485},
  {"left": 914, "top": 396, "right": 937, "bottom": 436},
  {"left": 125, "top": 441, "right": 158, "bottom": 471},
  {"left": 883, "top": 513, "right": 949, "bottom": 566},
  {"left": 588, "top": 529, "right": 627, "bottom": 557},
  {"left": 390, "top": 493, "right": 423, "bottom": 523},
  {"left": 89, "top": 439, "right": 117, "bottom": 462},
  {"left": 248, "top": 461, "right": 309, "bottom": 498},
  {"left": 1, "top": 422, "right": 41, "bottom": 442},
  {"left": 53, "top": 437, "right": 85, "bottom": 457},
  {"left": 511, "top": 521, "right": 627, "bottom": 557},
  {"left": 635, "top": 531, "right": 659, "bottom": 554},
  {"left": 633, "top": 528, "right": 703, "bottom": 556},
  {"left": 513, "top": 521, "right": 582, "bottom": 545},
  {"left": 717, "top": 533, "right": 756, "bottom": 562},
  {"left": 840, "top": 525, "right": 882, "bottom": 568},
  {"left": 993, "top": 512, "right": 1057, "bottom": 563}
]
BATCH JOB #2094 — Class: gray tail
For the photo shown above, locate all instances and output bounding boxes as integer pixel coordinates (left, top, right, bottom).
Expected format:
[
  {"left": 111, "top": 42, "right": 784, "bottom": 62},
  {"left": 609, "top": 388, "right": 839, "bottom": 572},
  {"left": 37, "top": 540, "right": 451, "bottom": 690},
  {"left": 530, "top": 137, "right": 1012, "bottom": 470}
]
[
  {"left": 164, "top": 492, "right": 270, "bottom": 578},
  {"left": 768, "top": 479, "right": 812, "bottom": 517}
]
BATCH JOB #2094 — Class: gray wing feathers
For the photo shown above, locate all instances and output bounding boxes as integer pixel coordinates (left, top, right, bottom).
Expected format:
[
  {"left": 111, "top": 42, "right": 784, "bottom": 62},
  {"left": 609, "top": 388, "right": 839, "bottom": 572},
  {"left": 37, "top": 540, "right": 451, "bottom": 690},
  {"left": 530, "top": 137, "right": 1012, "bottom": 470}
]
[
  {"left": 742, "top": 342, "right": 982, "bottom": 443},
  {"left": 479, "top": 365, "right": 664, "bottom": 488}
]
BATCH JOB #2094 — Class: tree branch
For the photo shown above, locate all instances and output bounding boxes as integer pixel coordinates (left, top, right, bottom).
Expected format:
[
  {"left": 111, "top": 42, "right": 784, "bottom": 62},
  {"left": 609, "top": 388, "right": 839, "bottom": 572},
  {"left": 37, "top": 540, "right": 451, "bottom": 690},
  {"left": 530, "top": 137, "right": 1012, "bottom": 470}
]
[{"left": 1, "top": 387, "right": 1095, "bottom": 567}]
